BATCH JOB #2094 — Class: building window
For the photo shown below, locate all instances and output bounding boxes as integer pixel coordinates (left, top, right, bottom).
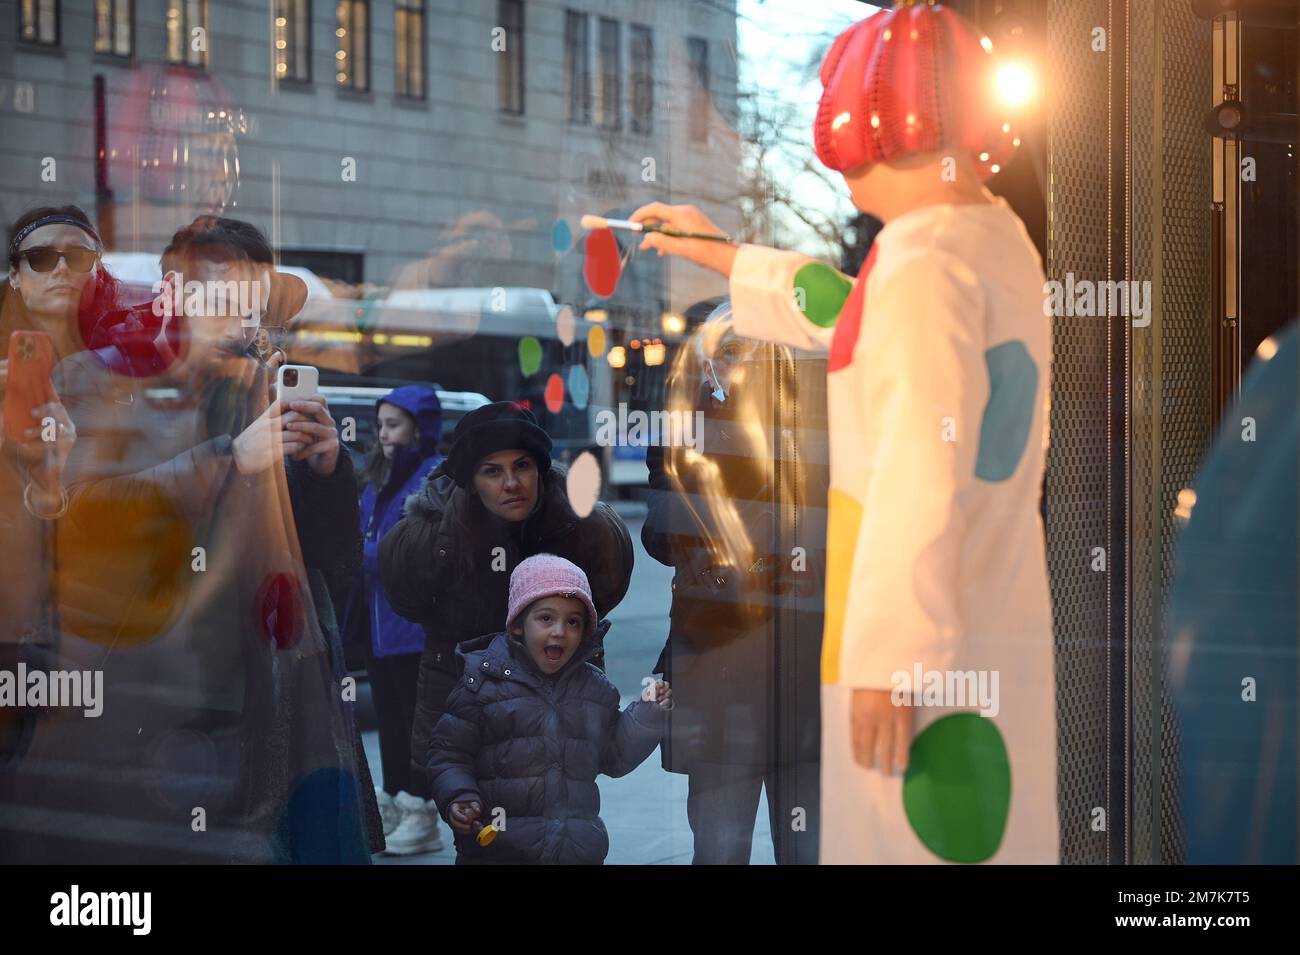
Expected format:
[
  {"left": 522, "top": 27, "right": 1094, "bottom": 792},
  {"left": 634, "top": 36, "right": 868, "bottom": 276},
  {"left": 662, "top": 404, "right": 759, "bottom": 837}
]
[
  {"left": 95, "top": 0, "right": 132, "bottom": 57},
  {"left": 629, "top": 24, "right": 653, "bottom": 134},
  {"left": 337, "top": 0, "right": 368, "bottom": 90},
  {"left": 597, "top": 18, "right": 621, "bottom": 131},
  {"left": 166, "top": 0, "right": 207, "bottom": 68},
  {"left": 395, "top": 0, "right": 425, "bottom": 99},
  {"left": 279, "top": 249, "right": 364, "bottom": 285},
  {"left": 19, "top": 0, "right": 59, "bottom": 46},
  {"left": 687, "top": 36, "right": 710, "bottom": 143},
  {"left": 275, "top": 0, "right": 311, "bottom": 83},
  {"left": 497, "top": 0, "right": 524, "bottom": 114},
  {"left": 564, "top": 10, "right": 590, "bottom": 125}
]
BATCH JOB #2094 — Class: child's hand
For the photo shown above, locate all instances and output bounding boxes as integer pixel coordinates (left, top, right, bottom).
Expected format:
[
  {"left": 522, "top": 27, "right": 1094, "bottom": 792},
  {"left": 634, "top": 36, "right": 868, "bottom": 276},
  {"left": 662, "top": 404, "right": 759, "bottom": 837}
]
[
  {"left": 653, "top": 680, "right": 673, "bottom": 710},
  {"left": 448, "top": 799, "right": 482, "bottom": 835}
]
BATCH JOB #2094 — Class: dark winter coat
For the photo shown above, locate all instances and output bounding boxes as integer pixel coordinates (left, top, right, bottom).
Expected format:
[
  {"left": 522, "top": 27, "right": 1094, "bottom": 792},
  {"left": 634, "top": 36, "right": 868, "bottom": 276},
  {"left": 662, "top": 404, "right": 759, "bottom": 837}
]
[
  {"left": 344, "top": 385, "right": 443, "bottom": 657},
  {"left": 643, "top": 379, "right": 826, "bottom": 773},
  {"left": 427, "top": 620, "right": 664, "bottom": 864},
  {"left": 379, "top": 461, "right": 633, "bottom": 789}
]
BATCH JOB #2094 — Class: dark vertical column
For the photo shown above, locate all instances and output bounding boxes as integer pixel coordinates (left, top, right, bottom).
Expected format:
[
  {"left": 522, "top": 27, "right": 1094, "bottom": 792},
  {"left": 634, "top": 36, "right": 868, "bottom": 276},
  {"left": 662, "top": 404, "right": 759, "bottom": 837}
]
[{"left": 94, "top": 74, "right": 115, "bottom": 249}]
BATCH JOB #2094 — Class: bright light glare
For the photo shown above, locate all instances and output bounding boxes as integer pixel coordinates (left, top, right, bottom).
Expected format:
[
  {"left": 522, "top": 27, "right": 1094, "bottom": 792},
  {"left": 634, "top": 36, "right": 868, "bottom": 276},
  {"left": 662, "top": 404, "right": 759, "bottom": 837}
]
[{"left": 996, "top": 63, "right": 1037, "bottom": 109}]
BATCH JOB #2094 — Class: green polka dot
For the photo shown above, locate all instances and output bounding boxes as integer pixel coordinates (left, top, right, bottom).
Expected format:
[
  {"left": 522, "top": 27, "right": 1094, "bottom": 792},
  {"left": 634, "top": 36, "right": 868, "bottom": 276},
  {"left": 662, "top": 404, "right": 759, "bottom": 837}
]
[
  {"left": 793, "top": 263, "right": 853, "bottom": 328},
  {"left": 518, "top": 336, "right": 542, "bottom": 376},
  {"left": 903, "top": 713, "right": 1011, "bottom": 863}
]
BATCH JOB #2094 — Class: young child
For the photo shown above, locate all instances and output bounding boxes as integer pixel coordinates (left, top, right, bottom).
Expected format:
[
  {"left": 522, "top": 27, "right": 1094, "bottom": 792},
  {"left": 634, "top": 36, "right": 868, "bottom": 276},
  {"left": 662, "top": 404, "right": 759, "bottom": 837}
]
[
  {"left": 629, "top": 0, "right": 1057, "bottom": 864},
  {"left": 427, "top": 553, "right": 671, "bottom": 864}
]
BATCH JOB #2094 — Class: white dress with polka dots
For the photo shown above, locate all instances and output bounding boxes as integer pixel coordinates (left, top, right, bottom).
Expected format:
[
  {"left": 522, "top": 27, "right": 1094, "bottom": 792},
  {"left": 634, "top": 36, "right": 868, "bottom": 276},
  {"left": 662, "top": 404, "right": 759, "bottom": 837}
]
[{"left": 728, "top": 199, "right": 1058, "bottom": 864}]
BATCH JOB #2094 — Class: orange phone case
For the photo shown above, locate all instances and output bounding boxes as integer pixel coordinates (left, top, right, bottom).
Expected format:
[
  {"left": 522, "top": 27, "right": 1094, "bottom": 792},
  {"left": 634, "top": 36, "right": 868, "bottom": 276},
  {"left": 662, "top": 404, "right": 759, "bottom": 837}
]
[{"left": 4, "top": 331, "right": 58, "bottom": 443}]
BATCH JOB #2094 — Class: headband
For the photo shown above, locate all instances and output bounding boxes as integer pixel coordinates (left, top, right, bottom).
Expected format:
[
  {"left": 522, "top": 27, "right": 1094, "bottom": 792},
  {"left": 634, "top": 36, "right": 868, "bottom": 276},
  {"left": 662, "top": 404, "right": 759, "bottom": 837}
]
[{"left": 9, "top": 215, "right": 103, "bottom": 261}]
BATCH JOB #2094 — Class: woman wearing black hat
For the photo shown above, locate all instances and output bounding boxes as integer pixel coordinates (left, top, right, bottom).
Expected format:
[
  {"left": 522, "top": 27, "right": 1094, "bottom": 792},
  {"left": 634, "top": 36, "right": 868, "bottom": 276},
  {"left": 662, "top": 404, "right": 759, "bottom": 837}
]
[{"left": 379, "top": 400, "right": 634, "bottom": 796}]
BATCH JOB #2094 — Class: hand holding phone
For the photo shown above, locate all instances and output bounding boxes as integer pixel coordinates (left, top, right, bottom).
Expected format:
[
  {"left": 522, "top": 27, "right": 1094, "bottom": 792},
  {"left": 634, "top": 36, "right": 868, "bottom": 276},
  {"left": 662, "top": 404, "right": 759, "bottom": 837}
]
[
  {"left": 276, "top": 364, "right": 319, "bottom": 405},
  {"left": 4, "top": 331, "right": 57, "bottom": 444},
  {"left": 4, "top": 331, "right": 77, "bottom": 513}
]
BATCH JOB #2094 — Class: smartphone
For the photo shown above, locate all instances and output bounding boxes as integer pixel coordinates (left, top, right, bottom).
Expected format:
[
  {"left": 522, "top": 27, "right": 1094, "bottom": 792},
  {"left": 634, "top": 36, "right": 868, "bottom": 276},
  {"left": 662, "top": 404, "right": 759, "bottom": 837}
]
[
  {"left": 4, "top": 331, "right": 58, "bottom": 443},
  {"left": 277, "top": 363, "right": 319, "bottom": 405}
]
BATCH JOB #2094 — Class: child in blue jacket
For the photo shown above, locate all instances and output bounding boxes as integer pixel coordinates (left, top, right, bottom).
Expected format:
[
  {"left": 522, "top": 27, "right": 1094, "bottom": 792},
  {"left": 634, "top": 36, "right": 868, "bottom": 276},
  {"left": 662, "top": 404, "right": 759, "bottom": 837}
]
[{"left": 346, "top": 384, "right": 444, "bottom": 854}]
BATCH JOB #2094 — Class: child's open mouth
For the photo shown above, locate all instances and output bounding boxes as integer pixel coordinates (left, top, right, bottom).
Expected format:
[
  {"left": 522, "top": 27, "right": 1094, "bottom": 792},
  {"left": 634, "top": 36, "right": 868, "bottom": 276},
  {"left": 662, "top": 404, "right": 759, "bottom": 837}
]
[{"left": 544, "top": 646, "right": 565, "bottom": 663}]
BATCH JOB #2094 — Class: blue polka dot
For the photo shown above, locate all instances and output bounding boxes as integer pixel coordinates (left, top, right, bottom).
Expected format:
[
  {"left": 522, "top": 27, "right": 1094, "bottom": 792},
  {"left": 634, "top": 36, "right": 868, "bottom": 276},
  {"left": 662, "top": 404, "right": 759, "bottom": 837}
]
[
  {"left": 276, "top": 768, "right": 369, "bottom": 864},
  {"left": 975, "top": 340, "right": 1038, "bottom": 483},
  {"left": 568, "top": 364, "right": 589, "bottom": 410},
  {"left": 551, "top": 219, "right": 572, "bottom": 253}
]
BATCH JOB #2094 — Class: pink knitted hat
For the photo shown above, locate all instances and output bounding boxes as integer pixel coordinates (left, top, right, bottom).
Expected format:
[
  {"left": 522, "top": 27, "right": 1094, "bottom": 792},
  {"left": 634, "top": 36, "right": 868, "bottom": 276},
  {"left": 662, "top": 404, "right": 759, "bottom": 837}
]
[{"left": 506, "top": 554, "right": 598, "bottom": 636}]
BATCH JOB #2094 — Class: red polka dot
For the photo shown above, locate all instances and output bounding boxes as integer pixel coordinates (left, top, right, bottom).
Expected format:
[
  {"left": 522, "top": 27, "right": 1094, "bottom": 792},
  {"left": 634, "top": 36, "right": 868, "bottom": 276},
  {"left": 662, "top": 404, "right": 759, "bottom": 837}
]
[
  {"left": 80, "top": 290, "right": 188, "bottom": 378},
  {"left": 254, "top": 572, "right": 304, "bottom": 649},
  {"left": 583, "top": 228, "right": 621, "bottom": 298},
  {"left": 544, "top": 373, "right": 565, "bottom": 414}
]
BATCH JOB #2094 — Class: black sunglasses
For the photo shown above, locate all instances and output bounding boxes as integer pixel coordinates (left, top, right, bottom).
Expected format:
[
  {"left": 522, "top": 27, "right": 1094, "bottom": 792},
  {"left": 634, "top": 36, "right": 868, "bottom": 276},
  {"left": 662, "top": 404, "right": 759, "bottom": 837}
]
[{"left": 16, "top": 246, "right": 101, "bottom": 274}]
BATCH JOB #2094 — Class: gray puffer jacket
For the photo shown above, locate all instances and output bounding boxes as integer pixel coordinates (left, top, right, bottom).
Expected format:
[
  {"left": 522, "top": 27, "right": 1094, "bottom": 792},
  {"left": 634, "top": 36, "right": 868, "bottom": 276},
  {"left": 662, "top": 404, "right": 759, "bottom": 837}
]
[{"left": 427, "top": 620, "right": 664, "bottom": 864}]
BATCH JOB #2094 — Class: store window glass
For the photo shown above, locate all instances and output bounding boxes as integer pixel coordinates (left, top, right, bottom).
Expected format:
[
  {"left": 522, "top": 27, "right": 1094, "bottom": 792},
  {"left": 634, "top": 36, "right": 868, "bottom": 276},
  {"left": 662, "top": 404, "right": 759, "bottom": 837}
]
[{"left": 0, "top": 0, "right": 1097, "bottom": 869}]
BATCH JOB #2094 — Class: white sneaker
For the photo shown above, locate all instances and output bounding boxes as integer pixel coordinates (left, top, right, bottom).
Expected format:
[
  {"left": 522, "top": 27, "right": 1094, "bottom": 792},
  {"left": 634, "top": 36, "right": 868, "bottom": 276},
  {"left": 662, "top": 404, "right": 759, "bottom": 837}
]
[
  {"left": 385, "top": 791, "right": 443, "bottom": 855},
  {"left": 377, "top": 790, "right": 401, "bottom": 838}
]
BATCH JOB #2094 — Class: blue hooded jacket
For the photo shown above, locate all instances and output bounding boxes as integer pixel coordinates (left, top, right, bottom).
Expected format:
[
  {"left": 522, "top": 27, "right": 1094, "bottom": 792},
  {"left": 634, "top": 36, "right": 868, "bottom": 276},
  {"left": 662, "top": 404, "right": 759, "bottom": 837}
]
[{"left": 350, "top": 385, "right": 444, "bottom": 656}]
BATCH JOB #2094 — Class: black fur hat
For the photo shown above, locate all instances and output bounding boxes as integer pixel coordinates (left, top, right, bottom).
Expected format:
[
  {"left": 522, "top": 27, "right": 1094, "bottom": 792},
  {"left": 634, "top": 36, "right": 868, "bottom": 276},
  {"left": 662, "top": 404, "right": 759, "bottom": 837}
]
[{"left": 446, "top": 401, "right": 553, "bottom": 488}]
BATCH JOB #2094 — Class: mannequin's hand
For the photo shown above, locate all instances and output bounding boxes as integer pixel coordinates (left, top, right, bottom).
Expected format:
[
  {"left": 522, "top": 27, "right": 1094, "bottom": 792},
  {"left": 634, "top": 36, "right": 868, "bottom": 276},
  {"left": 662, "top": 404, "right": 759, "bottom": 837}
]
[
  {"left": 628, "top": 203, "right": 739, "bottom": 278},
  {"left": 850, "top": 689, "right": 914, "bottom": 775}
]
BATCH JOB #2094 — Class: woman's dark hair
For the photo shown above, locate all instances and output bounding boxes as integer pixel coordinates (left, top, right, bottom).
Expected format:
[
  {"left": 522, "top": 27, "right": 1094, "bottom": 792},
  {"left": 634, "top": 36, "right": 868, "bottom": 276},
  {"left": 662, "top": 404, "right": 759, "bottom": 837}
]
[
  {"left": 3, "top": 204, "right": 124, "bottom": 344},
  {"left": 361, "top": 400, "right": 417, "bottom": 490}
]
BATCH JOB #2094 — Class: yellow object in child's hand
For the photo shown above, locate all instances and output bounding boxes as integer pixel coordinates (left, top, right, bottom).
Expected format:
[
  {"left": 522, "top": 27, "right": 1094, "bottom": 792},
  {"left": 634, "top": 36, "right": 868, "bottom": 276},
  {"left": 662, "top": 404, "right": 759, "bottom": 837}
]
[{"left": 476, "top": 823, "right": 499, "bottom": 847}]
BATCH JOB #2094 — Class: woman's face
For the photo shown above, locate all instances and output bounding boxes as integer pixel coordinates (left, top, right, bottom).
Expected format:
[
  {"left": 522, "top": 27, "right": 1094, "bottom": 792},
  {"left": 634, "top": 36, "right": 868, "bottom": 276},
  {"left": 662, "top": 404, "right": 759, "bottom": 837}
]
[
  {"left": 8, "top": 223, "right": 100, "bottom": 325},
  {"left": 376, "top": 402, "right": 417, "bottom": 459},
  {"left": 472, "top": 448, "right": 539, "bottom": 522},
  {"left": 707, "top": 334, "right": 758, "bottom": 401}
]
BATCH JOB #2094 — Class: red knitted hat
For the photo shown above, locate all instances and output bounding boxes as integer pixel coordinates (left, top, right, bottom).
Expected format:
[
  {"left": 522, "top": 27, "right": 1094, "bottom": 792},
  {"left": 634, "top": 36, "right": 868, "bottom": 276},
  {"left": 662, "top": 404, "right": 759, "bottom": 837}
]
[{"left": 813, "top": 1, "right": 1020, "bottom": 180}]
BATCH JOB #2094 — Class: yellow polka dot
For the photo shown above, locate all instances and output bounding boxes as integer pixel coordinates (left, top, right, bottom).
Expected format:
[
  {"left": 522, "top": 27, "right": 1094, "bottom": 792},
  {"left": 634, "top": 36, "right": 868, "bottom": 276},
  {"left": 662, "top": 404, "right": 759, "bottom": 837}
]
[
  {"left": 821, "top": 488, "right": 864, "bottom": 685},
  {"left": 587, "top": 325, "right": 606, "bottom": 358},
  {"left": 56, "top": 486, "right": 194, "bottom": 646}
]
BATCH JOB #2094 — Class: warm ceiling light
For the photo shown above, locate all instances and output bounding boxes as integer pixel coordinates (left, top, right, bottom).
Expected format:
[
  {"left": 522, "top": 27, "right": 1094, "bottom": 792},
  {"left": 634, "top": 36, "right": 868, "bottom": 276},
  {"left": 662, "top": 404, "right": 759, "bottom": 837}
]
[{"left": 661, "top": 311, "right": 686, "bottom": 335}]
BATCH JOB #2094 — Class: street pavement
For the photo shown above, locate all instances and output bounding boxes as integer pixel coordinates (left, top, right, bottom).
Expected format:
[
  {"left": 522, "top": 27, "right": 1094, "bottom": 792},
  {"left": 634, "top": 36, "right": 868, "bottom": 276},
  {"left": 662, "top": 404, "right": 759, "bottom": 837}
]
[{"left": 369, "top": 504, "right": 777, "bottom": 865}]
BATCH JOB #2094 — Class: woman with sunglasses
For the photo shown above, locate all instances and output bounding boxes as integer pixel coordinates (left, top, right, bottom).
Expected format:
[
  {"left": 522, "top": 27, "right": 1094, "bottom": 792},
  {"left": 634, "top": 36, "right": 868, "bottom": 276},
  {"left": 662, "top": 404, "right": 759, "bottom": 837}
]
[
  {"left": 0, "top": 206, "right": 115, "bottom": 765},
  {"left": 1, "top": 206, "right": 119, "bottom": 520},
  {"left": 3, "top": 205, "right": 117, "bottom": 363}
]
